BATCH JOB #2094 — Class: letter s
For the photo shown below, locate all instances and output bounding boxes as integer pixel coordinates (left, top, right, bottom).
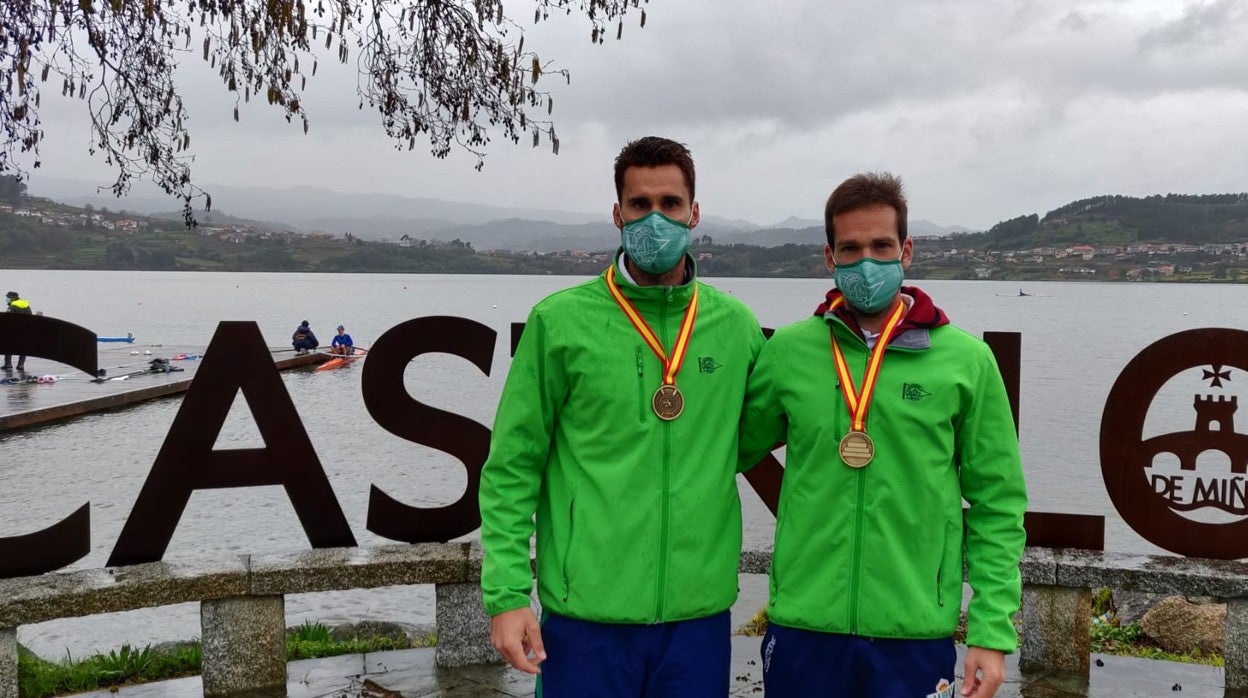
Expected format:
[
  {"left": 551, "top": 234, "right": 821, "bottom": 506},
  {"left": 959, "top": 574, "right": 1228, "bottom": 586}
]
[{"left": 361, "top": 316, "right": 495, "bottom": 542}]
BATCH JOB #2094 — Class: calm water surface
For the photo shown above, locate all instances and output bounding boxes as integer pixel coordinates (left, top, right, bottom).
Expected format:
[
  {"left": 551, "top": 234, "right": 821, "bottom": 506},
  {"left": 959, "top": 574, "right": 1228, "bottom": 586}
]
[{"left": 1, "top": 269, "right": 1245, "bottom": 657}]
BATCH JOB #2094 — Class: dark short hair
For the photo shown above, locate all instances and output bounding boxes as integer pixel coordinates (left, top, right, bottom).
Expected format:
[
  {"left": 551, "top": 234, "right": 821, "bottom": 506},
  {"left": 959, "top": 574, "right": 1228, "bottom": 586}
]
[
  {"left": 824, "top": 172, "right": 908, "bottom": 246},
  {"left": 614, "top": 137, "right": 696, "bottom": 201},
  {"left": 5, "top": 291, "right": 17, "bottom": 299}
]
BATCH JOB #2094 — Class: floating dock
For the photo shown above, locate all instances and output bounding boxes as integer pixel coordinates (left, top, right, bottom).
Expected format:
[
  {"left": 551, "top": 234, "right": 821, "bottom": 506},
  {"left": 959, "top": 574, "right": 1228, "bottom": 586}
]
[{"left": 0, "top": 347, "right": 326, "bottom": 432}]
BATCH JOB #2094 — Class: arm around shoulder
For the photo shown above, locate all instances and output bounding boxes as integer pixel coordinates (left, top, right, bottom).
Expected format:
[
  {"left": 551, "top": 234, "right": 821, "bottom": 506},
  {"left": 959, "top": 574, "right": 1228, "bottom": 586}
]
[{"left": 738, "top": 331, "right": 786, "bottom": 473}]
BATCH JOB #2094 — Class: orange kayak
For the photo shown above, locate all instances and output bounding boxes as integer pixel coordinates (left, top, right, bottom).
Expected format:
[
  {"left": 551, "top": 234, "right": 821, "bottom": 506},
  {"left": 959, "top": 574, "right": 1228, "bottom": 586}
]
[{"left": 315, "top": 347, "right": 367, "bottom": 372}]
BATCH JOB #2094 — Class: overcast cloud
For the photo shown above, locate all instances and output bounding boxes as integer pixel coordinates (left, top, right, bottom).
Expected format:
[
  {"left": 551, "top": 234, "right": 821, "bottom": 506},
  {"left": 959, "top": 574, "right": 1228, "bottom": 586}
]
[{"left": 20, "top": 0, "right": 1248, "bottom": 230}]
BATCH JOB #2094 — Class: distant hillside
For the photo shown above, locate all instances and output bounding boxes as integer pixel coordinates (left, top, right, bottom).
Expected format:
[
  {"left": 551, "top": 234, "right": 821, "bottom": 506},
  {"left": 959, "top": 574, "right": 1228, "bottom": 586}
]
[
  {"left": 25, "top": 175, "right": 977, "bottom": 249},
  {"left": 25, "top": 177, "right": 602, "bottom": 238},
  {"left": 146, "top": 209, "right": 295, "bottom": 233},
  {"left": 973, "top": 193, "right": 1248, "bottom": 248}
]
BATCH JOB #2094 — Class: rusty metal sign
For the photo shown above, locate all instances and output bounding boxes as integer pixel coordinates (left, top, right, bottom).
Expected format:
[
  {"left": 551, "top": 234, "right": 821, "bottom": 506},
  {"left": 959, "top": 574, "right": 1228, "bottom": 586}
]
[
  {"left": 1101, "top": 328, "right": 1248, "bottom": 559},
  {"left": 9, "top": 317, "right": 1248, "bottom": 580}
]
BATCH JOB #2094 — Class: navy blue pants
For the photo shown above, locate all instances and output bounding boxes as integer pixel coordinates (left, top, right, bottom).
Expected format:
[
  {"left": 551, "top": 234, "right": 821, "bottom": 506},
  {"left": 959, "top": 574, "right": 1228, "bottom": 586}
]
[
  {"left": 762, "top": 623, "right": 957, "bottom": 697},
  {"left": 536, "top": 611, "right": 730, "bottom": 697}
]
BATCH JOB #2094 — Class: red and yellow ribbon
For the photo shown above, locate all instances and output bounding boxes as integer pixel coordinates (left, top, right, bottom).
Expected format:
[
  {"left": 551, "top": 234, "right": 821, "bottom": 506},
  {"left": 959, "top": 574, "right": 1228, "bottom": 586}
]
[
  {"left": 828, "top": 295, "right": 906, "bottom": 432},
  {"left": 605, "top": 264, "right": 698, "bottom": 386}
]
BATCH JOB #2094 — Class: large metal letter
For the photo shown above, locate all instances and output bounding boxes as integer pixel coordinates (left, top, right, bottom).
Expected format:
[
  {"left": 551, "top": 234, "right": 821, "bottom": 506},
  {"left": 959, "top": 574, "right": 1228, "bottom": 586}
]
[
  {"left": 361, "top": 316, "right": 495, "bottom": 542},
  {"left": 0, "top": 313, "right": 99, "bottom": 578},
  {"left": 107, "top": 321, "right": 355, "bottom": 567}
]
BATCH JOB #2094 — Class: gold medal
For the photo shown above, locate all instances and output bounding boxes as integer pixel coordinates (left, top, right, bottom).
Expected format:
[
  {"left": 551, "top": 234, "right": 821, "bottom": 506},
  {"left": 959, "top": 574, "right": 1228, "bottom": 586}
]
[
  {"left": 828, "top": 295, "right": 907, "bottom": 468},
  {"left": 652, "top": 384, "right": 685, "bottom": 420},
  {"left": 605, "top": 265, "right": 699, "bottom": 422},
  {"left": 839, "top": 431, "right": 874, "bottom": 468}
]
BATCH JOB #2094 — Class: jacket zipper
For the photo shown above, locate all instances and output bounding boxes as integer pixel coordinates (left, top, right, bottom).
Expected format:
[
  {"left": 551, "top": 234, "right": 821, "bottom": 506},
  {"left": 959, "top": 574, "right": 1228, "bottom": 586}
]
[
  {"left": 849, "top": 468, "right": 866, "bottom": 633},
  {"left": 847, "top": 325, "right": 870, "bottom": 635},
  {"left": 655, "top": 287, "right": 673, "bottom": 622},
  {"left": 936, "top": 523, "right": 947, "bottom": 607}
]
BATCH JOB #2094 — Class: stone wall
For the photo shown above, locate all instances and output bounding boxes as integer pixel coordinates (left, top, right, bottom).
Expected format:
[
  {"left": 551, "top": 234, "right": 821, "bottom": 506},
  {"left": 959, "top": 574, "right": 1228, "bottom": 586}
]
[{"left": 5, "top": 545, "right": 1248, "bottom": 696}]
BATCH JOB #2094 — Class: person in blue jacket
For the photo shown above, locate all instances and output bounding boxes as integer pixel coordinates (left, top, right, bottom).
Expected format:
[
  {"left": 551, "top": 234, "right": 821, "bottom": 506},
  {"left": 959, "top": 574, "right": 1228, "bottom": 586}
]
[
  {"left": 330, "top": 325, "right": 354, "bottom": 355},
  {"left": 291, "top": 320, "right": 318, "bottom": 354}
]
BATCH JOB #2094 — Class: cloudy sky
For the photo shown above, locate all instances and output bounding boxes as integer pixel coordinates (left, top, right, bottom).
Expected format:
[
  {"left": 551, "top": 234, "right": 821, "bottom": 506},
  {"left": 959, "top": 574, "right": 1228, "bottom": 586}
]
[{"left": 21, "top": 0, "right": 1248, "bottom": 230}]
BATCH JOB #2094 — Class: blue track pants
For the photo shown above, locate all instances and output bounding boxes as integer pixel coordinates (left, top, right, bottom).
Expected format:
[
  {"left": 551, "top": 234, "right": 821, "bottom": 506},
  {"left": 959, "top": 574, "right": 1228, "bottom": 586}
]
[
  {"left": 762, "top": 622, "right": 957, "bottom": 697},
  {"left": 536, "top": 610, "right": 730, "bottom": 697}
]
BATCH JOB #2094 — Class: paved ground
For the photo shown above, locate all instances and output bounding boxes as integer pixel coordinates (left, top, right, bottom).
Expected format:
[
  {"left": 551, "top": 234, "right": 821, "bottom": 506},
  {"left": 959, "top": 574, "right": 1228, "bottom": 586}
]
[{"left": 68, "top": 638, "right": 1230, "bottom": 697}]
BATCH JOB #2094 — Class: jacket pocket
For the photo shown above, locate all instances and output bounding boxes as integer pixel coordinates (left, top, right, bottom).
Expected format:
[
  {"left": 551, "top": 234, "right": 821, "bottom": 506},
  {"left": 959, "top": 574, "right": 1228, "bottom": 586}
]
[
  {"left": 936, "top": 521, "right": 950, "bottom": 607},
  {"left": 636, "top": 347, "right": 647, "bottom": 422},
  {"left": 769, "top": 515, "right": 785, "bottom": 604},
  {"left": 562, "top": 498, "right": 576, "bottom": 603}
]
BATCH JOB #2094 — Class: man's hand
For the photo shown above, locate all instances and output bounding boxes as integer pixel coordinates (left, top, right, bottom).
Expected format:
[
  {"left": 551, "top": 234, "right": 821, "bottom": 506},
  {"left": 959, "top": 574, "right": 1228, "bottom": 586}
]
[
  {"left": 489, "top": 607, "right": 546, "bottom": 674},
  {"left": 960, "top": 646, "right": 1005, "bottom": 696}
]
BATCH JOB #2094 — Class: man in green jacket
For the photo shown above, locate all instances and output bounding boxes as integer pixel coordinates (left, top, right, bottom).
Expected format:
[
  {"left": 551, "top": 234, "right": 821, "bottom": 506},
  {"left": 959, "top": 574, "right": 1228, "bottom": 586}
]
[
  {"left": 479, "top": 136, "right": 765, "bottom": 695},
  {"left": 740, "top": 172, "right": 1027, "bottom": 698}
]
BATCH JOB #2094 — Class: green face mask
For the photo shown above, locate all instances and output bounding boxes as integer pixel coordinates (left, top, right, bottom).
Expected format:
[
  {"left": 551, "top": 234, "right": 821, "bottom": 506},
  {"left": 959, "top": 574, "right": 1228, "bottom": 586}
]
[
  {"left": 833, "top": 255, "right": 904, "bottom": 314},
  {"left": 620, "top": 211, "right": 691, "bottom": 274}
]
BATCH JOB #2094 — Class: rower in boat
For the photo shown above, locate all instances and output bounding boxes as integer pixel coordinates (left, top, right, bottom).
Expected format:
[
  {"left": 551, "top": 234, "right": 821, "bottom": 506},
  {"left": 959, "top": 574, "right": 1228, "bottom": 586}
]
[{"left": 330, "top": 325, "right": 354, "bottom": 355}]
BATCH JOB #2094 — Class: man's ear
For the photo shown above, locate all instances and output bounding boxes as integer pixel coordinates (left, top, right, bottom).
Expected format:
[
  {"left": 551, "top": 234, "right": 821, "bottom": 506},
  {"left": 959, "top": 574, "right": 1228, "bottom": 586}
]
[
  {"left": 613, "top": 202, "right": 624, "bottom": 229},
  {"left": 689, "top": 201, "right": 700, "bottom": 229},
  {"left": 824, "top": 243, "right": 836, "bottom": 273}
]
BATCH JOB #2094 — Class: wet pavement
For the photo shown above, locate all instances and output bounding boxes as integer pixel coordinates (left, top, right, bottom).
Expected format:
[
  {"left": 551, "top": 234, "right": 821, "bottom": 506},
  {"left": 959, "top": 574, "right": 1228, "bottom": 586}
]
[{"left": 66, "top": 638, "right": 1229, "bottom": 697}]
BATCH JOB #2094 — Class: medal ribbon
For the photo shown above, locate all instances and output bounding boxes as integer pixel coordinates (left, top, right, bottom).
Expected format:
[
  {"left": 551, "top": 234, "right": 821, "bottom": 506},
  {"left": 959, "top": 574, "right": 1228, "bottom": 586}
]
[
  {"left": 605, "top": 264, "right": 698, "bottom": 386},
  {"left": 828, "top": 295, "right": 907, "bottom": 432}
]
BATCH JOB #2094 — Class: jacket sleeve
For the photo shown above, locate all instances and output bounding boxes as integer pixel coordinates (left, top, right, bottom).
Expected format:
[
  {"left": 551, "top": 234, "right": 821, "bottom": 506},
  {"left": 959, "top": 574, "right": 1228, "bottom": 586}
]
[
  {"left": 959, "top": 345, "right": 1028, "bottom": 652},
  {"left": 738, "top": 332, "right": 786, "bottom": 473},
  {"left": 479, "top": 306, "right": 565, "bottom": 616}
]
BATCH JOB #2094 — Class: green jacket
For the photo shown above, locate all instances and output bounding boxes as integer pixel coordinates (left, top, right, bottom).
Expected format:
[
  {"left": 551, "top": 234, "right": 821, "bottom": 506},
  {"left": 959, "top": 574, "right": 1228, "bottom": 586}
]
[
  {"left": 740, "top": 291, "right": 1027, "bottom": 652},
  {"left": 480, "top": 258, "right": 765, "bottom": 623}
]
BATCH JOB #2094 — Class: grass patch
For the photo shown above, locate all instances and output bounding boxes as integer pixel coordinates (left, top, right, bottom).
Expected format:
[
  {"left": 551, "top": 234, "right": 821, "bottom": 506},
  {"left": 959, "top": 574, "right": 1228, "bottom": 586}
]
[
  {"left": 17, "top": 622, "right": 435, "bottom": 697},
  {"left": 284, "top": 620, "right": 430, "bottom": 661},
  {"left": 735, "top": 607, "right": 769, "bottom": 637},
  {"left": 18, "top": 643, "right": 202, "bottom": 698},
  {"left": 1090, "top": 622, "right": 1222, "bottom": 666},
  {"left": 734, "top": 603, "right": 1225, "bottom": 668}
]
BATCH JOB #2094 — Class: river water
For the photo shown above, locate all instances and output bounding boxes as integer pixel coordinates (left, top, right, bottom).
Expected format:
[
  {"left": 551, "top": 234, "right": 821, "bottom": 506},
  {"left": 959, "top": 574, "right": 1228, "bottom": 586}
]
[{"left": 1, "top": 269, "right": 1244, "bottom": 657}]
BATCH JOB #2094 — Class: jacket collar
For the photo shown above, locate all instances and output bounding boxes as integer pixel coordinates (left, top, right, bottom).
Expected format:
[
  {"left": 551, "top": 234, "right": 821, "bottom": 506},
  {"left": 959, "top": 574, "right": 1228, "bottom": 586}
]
[
  {"left": 608, "top": 250, "right": 697, "bottom": 306},
  {"left": 815, "top": 285, "right": 949, "bottom": 346}
]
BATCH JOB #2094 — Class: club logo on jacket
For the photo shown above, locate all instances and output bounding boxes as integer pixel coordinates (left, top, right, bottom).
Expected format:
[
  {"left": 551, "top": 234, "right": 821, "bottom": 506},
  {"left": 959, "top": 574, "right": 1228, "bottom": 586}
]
[
  {"left": 699, "top": 356, "right": 723, "bottom": 374},
  {"left": 902, "top": 383, "right": 932, "bottom": 401}
]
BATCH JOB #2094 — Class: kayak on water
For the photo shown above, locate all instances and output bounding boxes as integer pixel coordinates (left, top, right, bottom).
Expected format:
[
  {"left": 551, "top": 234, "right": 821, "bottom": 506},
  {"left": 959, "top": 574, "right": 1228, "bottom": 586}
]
[
  {"left": 315, "top": 347, "right": 368, "bottom": 372},
  {"left": 98, "top": 333, "right": 136, "bottom": 343}
]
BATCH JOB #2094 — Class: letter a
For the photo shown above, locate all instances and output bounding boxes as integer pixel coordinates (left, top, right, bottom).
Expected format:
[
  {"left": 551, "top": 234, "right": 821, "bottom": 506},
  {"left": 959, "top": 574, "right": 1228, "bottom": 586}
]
[{"left": 108, "top": 321, "right": 355, "bottom": 566}]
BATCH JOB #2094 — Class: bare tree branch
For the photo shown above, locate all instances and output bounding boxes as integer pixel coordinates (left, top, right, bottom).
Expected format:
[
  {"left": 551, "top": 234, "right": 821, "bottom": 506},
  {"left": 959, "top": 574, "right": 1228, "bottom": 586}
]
[{"left": 0, "top": 0, "right": 649, "bottom": 225}]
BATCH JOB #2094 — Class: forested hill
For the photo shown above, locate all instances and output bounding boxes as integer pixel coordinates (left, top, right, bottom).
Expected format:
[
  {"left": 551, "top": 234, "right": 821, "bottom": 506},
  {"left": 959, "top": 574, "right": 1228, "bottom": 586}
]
[{"left": 971, "top": 194, "right": 1248, "bottom": 249}]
